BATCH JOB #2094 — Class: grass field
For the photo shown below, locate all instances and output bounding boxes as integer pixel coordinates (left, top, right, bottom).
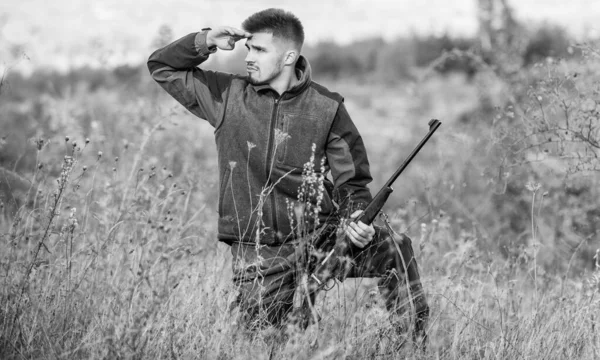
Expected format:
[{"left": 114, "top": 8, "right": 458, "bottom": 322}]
[{"left": 1, "top": 53, "right": 600, "bottom": 359}]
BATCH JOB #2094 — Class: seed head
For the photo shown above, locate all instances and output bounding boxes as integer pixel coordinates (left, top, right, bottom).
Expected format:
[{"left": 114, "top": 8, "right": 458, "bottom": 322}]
[
  {"left": 274, "top": 129, "right": 290, "bottom": 147},
  {"left": 38, "top": 163, "right": 43, "bottom": 170},
  {"left": 525, "top": 181, "right": 541, "bottom": 192},
  {"left": 85, "top": 138, "right": 90, "bottom": 144},
  {"left": 82, "top": 165, "right": 87, "bottom": 171},
  {"left": 115, "top": 156, "right": 119, "bottom": 162},
  {"left": 65, "top": 136, "right": 70, "bottom": 142},
  {"left": 35, "top": 138, "right": 45, "bottom": 150},
  {"left": 97, "top": 151, "right": 103, "bottom": 160}
]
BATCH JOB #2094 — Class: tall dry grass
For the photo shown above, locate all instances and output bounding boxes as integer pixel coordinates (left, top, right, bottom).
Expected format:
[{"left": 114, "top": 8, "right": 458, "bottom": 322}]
[{"left": 1, "top": 54, "right": 600, "bottom": 359}]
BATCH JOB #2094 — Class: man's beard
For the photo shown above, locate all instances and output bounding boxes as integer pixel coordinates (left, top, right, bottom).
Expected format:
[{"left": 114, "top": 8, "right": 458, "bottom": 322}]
[
  {"left": 246, "top": 60, "right": 283, "bottom": 86},
  {"left": 246, "top": 72, "right": 266, "bottom": 85}
]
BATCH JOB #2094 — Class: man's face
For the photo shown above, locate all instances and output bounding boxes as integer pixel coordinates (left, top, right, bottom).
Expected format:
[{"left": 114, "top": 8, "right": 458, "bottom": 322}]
[{"left": 244, "top": 32, "right": 286, "bottom": 86}]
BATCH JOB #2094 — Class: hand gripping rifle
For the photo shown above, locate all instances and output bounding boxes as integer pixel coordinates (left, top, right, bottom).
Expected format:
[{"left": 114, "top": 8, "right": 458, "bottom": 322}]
[{"left": 297, "top": 119, "right": 442, "bottom": 344}]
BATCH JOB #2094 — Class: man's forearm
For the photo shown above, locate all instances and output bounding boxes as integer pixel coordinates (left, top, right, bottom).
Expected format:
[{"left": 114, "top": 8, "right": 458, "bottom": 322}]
[{"left": 146, "top": 29, "right": 234, "bottom": 127}]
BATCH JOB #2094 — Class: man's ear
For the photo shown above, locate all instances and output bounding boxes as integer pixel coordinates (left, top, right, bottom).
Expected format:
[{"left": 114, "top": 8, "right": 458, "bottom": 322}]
[{"left": 283, "top": 49, "right": 298, "bottom": 66}]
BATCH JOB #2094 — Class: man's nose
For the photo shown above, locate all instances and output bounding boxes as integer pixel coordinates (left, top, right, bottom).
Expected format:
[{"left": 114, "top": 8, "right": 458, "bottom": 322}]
[{"left": 245, "top": 51, "right": 254, "bottom": 63}]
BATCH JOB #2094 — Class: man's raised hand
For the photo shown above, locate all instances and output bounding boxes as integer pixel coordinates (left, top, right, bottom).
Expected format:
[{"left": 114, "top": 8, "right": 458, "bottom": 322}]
[{"left": 206, "top": 26, "right": 251, "bottom": 51}]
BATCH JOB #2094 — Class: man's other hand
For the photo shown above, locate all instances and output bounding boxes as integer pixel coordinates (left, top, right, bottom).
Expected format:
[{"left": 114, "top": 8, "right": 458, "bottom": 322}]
[
  {"left": 206, "top": 26, "right": 251, "bottom": 51},
  {"left": 345, "top": 210, "right": 375, "bottom": 248}
]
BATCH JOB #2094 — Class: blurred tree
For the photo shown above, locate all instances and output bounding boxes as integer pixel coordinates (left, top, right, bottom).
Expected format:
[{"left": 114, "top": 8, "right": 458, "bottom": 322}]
[
  {"left": 477, "top": 0, "right": 527, "bottom": 73},
  {"left": 523, "top": 23, "right": 572, "bottom": 65},
  {"left": 374, "top": 38, "right": 415, "bottom": 81},
  {"left": 152, "top": 25, "right": 174, "bottom": 49}
]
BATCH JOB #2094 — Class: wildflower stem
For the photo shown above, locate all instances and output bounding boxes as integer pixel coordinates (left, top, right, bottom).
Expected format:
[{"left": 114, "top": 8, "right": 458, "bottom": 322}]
[{"left": 531, "top": 189, "right": 538, "bottom": 305}]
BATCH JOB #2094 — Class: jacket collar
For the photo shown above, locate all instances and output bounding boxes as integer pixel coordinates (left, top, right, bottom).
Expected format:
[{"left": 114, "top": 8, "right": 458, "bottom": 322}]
[{"left": 252, "top": 56, "right": 312, "bottom": 99}]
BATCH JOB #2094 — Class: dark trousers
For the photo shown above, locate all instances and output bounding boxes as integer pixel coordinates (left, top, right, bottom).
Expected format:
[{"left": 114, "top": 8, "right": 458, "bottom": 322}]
[{"left": 230, "top": 226, "right": 429, "bottom": 339}]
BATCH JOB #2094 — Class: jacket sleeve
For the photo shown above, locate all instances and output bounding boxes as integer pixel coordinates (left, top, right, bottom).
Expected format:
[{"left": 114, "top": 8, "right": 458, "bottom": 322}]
[
  {"left": 147, "top": 30, "right": 234, "bottom": 127},
  {"left": 326, "top": 102, "right": 373, "bottom": 216}
]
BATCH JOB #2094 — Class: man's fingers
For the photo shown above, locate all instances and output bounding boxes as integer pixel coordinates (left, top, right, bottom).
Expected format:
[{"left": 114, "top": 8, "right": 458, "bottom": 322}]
[
  {"left": 347, "top": 225, "right": 372, "bottom": 247},
  {"left": 224, "top": 26, "right": 251, "bottom": 38},
  {"left": 346, "top": 227, "right": 365, "bottom": 248},
  {"left": 351, "top": 222, "right": 374, "bottom": 238},
  {"left": 349, "top": 210, "right": 363, "bottom": 219},
  {"left": 353, "top": 220, "right": 373, "bottom": 233}
]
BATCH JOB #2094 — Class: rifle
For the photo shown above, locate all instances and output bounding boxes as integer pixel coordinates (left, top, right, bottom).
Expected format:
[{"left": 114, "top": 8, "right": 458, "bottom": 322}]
[
  {"left": 293, "top": 119, "right": 442, "bottom": 343},
  {"left": 308, "top": 119, "right": 441, "bottom": 285}
]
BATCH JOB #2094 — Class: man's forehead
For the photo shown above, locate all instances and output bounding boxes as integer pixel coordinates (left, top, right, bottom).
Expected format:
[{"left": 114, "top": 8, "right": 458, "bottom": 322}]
[
  {"left": 247, "top": 31, "right": 272, "bottom": 43},
  {"left": 246, "top": 31, "right": 291, "bottom": 51}
]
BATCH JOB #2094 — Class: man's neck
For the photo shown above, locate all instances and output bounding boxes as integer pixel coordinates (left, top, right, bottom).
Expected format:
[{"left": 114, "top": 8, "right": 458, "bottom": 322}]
[{"left": 269, "top": 67, "right": 299, "bottom": 96}]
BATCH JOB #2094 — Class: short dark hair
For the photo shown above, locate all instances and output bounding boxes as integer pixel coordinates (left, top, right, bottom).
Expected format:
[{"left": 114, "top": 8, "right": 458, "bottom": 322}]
[{"left": 242, "top": 8, "right": 304, "bottom": 49}]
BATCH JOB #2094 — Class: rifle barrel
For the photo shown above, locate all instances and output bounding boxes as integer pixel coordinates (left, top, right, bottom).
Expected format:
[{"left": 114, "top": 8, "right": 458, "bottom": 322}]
[{"left": 383, "top": 119, "right": 441, "bottom": 188}]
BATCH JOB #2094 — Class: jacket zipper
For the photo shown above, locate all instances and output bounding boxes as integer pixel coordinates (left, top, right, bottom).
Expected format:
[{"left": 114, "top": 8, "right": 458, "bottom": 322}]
[{"left": 265, "top": 96, "right": 280, "bottom": 240}]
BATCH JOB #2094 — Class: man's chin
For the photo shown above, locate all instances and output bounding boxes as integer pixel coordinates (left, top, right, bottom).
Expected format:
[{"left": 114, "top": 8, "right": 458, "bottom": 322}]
[{"left": 246, "top": 75, "right": 266, "bottom": 86}]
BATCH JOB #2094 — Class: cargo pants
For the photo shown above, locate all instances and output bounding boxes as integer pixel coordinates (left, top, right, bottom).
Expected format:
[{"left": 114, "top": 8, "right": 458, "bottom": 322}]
[{"left": 230, "top": 226, "right": 429, "bottom": 341}]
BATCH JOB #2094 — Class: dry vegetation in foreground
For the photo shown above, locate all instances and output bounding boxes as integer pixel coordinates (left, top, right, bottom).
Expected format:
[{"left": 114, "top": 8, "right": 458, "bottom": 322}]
[{"left": 1, "top": 50, "right": 600, "bottom": 359}]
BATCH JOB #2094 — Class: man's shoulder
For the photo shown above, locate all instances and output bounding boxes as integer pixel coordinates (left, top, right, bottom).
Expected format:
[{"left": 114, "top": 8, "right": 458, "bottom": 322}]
[{"left": 308, "top": 81, "right": 344, "bottom": 104}]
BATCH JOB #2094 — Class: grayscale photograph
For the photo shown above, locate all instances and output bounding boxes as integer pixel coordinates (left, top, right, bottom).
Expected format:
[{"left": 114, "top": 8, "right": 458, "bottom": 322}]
[{"left": 1, "top": 1, "right": 599, "bottom": 358}]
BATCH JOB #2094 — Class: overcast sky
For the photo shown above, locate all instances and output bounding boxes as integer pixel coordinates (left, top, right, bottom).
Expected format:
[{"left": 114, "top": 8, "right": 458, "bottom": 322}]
[{"left": 1, "top": 0, "right": 599, "bottom": 73}]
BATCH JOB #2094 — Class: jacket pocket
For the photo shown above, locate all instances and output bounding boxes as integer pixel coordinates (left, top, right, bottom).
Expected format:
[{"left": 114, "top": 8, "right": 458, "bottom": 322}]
[{"left": 276, "top": 112, "right": 320, "bottom": 168}]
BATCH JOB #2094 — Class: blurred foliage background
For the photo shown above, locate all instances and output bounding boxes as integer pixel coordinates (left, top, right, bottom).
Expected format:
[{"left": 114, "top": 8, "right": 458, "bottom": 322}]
[
  {"left": 1, "top": 0, "right": 599, "bottom": 281},
  {"left": 1, "top": 1, "right": 600, "bottom": 357}
]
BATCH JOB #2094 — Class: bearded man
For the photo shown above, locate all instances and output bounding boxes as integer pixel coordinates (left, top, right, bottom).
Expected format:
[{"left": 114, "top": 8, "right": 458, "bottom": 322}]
[{"left": 148, "top": 8, "right": 429, "bottom": 345}]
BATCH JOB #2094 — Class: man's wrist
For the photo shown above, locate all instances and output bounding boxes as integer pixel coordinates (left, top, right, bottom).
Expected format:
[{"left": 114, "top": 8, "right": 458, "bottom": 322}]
[{"left": 194, "top": 28, "right": 217, "bottom": 55}]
